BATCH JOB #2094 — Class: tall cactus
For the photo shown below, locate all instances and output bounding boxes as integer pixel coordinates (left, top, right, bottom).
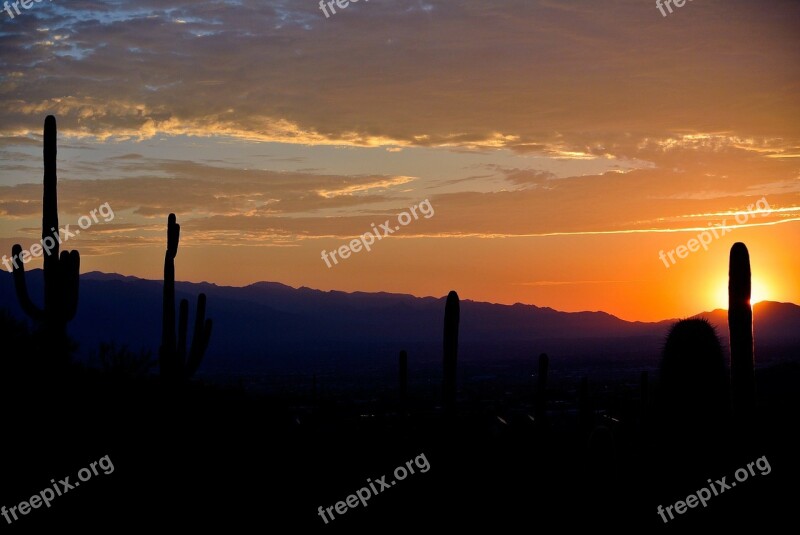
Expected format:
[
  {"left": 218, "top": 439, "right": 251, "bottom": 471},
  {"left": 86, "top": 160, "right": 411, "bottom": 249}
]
[
  {"left": 11, "top": 116, "right": 79, "bottom": 349},
  {"left": 158, "top": 213, "right": 212, "bottom": 381},
  {"left": 442, "top": 290, "right": 459, "bottom": 415},
  {"left": 729, "top": 242, "right": 755, "bottom": 419}
]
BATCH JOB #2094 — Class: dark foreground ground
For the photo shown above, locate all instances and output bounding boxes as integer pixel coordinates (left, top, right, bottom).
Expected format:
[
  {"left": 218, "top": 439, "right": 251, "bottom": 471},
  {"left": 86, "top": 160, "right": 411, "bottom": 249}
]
[{"left": 0, "top": 324, "right": 797, "bottom": 532}]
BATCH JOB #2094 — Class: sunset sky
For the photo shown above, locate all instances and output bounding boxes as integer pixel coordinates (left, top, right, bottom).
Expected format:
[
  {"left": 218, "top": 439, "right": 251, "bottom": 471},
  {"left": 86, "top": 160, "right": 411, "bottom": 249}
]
[{"left": 1, "top": 0, "right": 799, "bottom": 321}]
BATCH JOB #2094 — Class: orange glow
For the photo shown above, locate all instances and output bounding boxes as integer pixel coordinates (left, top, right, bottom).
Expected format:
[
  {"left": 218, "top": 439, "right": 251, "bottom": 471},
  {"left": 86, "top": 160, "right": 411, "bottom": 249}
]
[
  {"left": 714, "top": 277, "right": 772, "bottom": 310},
  {"left": 1, "top": 0, "right": 798, "bottom": 324}
]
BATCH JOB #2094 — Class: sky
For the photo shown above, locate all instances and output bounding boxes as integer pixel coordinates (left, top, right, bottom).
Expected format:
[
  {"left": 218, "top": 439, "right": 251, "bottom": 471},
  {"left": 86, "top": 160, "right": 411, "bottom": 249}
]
[{"left": 0, "top": 0, "right": 799, "bottom": 321}]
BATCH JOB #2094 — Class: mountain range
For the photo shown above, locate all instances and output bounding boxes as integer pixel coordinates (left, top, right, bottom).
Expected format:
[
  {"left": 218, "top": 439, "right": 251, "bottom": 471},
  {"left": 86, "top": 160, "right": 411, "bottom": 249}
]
[{"left": 1, "top": 270, "right": 798, "bottom": 377}]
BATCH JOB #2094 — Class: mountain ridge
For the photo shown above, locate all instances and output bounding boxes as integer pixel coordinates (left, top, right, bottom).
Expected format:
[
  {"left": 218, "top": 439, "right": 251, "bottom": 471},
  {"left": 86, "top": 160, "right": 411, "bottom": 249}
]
[{"left": 2, "top": 270, "right": 798, "bottom": 374}]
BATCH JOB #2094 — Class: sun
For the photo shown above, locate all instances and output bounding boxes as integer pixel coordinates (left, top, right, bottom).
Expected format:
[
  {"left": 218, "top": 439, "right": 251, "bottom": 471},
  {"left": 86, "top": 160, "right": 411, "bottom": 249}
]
[{"left": 714, "top": 278, "right": 770, "bottom": 309}]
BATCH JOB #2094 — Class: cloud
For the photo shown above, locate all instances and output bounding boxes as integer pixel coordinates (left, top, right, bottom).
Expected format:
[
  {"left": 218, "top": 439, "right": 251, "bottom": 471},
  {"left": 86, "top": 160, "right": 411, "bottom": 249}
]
[
  {"left": 0, "top": 0, "right": 797, "bottom": 156},
  {"left": 0, "top": 0, "right": 798, "bottom": 254}
]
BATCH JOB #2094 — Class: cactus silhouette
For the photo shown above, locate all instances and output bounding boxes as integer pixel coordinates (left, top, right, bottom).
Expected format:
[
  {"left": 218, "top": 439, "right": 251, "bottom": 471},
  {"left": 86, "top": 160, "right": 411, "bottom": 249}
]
[
  {"left": 728, "top": 242, "right": 755, "bottom": 419},
  {"left": 11, "top": 116, "right": 79, "bottom": 357},
  {"left": 658, "top": 318, "right": 729, "bottom": 427},
  {"left": 158, "top": 213, "right": 212, "bottom": 381},
  {"left": 535, "top": 353, "right": 549, "bottom": 423},
  {"left": 442, "top": 290, "right": 459, "bottom": 415},
  {"left": 399, "top": 349, "right": 408, "bottom": 404}
]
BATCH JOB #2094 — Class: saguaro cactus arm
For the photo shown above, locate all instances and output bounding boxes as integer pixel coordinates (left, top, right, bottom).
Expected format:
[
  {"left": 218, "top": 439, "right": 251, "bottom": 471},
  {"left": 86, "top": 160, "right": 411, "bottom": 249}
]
[
  {"left": 11, "top": 244, "right": 44, "bottom": 321},
  {"left": 187, "top": 293, "right": 212, "bottom": 378}
]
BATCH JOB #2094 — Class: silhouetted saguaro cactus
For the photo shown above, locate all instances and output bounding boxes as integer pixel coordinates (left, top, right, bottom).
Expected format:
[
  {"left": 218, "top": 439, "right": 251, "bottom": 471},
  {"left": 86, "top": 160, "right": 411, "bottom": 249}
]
[
  {"left": 443, "top": 291, "right": 459, "bottom": 415},
  {"left": 159, "top": 213, "right": 212, "bottom": 381},
  {"left": 11, "top": 116, "right": 80, "bottom": 351},
  {"left": 535, "top": 353, "right": 549, "bottom": 422},
  {"left": 728, "top": 242, "right": 755, "bottom": 419},
  {"left": 399, "top": 350, "right": 408, "bottom": 404},
  {"left": 658, "top": 318, "right": 728, "bottom": 427}
]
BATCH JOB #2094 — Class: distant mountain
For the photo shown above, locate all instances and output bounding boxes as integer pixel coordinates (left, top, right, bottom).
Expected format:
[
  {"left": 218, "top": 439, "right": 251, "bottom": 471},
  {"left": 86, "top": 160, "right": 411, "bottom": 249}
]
[
  {"left": 1, "top": 270, "right": 797, "bottom": 375},
  {"left": 693, "top": 301, "right": 800, "bottom": 346}
]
